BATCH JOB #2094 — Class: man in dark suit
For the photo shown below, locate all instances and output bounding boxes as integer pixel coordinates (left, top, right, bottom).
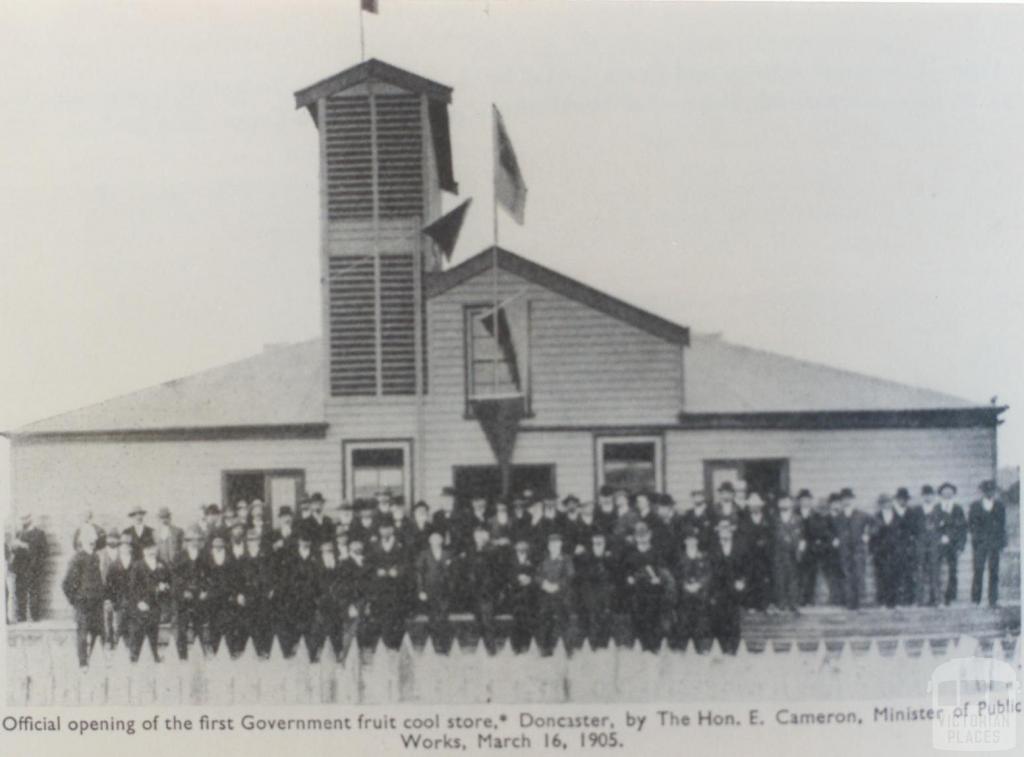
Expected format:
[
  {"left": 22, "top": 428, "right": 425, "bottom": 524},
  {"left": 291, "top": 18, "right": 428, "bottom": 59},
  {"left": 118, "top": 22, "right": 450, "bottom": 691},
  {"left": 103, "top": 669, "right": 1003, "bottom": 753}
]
[
  {"left": 241, "top": 528, "right": 275, "bottom": 658},
  {"left": 506, "top": 537, "right": 537, "bottom": 653},
  {"left": 709, "top": 521, "right": 746, "bottom": 654},
  {"left": 368, "top": 518, "right": 409, "bottom": 650},
  {"left": 11, "top": 514, "right": 49, "bottom": 622},
  {"left": 534, "top": 532, "right": 574, "bottom": 656},
  {"left": 415, "top": 529, "right": 454, "bottom": 653},
  {"left": 170, "top": 528, "right": 208, "bottom": 659},
  {"left": 772, "top": 495, "right": 804, "bottom": 613},
  {"left": 462, "top": 524, "right": 502, "bottom": 653},
  {"left": 917, "top": 485, "right": 945, "bottom": 607},
  {"left": 126, "top": 538, "right": 171, "bottom": 662},
  {"left": 892, "top": 487, "right": 923, "bottom": 606},
  {"left": 833, "top": 488, "right": 872, "bottom": 610},
  {"left": 339, "top": 536, "right": 372, "bottom": 654},
  {"left": 968, "top": 480, "right": 1006, "bottom": 607},
  {"left": 799, "top": 491, "right": 838, "bottom": 606},
  {"left": 62, "top": 528, "right": 105, "bottom": 668},
  {"left": 104, "top": 539, "right": 134, "bottom": 649},
  {"left": 737, "top": 493, "right": 773, "bottom": 611},
  {"left": 279, "top": 532, "right": 320, "bottom": 659},
  {"left": 623, "top": 523, "right": 669, "bottom": 652},
  {"left": 302, "top": 492, "right": 334, "bottom": 548},
  {"left": 203, "top": 535, "right": 238, "bottom": 656},
  {"left": 871, "top": 495, "right": 901, "bottom": 608},
  {"left": 154, "top": 507, "right": 184, "bottom": 569},
  {"left": 573, "top": 531, "right": 617, "bottom": 649},
  {"left": 122, "top": 507, "right": 154, "bottom": 562},
  {"left": 673, "top": 527, "right": 711, "bottom": 651},
  {"left": 937, "top": 482, "right": 968, "bottom": 605}
]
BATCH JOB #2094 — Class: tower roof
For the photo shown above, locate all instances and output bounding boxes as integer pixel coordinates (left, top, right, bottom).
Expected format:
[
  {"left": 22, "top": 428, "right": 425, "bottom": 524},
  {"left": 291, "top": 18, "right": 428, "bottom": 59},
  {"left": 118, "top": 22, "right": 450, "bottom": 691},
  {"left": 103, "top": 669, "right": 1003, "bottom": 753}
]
[{"left": 294, "top": 58, "right": 453, "bottom": 111}]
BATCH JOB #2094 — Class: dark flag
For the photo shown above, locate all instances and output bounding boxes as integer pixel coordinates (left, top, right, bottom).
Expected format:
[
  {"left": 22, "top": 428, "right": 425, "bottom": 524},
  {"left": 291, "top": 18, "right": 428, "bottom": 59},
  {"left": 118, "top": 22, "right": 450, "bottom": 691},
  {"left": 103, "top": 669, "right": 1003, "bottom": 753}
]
[
  {"left": 493, "top": 106, "right": 527, "bottom": 224},
  {"left": 421, "top": 199, "right": 472, "bottom": 262},
  {"left": 480, "top": 306, "right": 521, "bottom": 390},
  {"left": 470, "top": 396, "right": 527, "bottom": 497},
  {"left": 361, "top": 0, "right": 379, "bottom": 13}
]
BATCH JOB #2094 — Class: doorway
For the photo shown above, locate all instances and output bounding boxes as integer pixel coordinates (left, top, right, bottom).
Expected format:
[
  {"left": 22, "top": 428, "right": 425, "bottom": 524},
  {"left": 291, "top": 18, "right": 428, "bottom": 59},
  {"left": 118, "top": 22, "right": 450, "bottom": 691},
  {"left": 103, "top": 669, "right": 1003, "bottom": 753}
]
[{"left": 452, "top": 464, "right": 556, "bottom": 509}]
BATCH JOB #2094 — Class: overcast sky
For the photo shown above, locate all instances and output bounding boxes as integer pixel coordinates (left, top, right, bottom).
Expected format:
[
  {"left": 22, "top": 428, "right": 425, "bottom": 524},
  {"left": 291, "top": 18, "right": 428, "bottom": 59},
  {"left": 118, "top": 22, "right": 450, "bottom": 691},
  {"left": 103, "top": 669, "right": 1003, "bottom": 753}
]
[{"left": 2, "top": 1, "right": 1022, "bottom": 512}]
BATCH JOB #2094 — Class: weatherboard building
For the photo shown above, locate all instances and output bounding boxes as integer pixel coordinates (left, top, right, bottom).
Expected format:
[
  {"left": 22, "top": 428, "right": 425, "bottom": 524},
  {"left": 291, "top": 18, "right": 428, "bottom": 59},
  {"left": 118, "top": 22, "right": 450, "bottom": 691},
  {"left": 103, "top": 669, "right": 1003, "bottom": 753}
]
[{"left": 5, "top": 60, "right": 1010, "bottom": 619}]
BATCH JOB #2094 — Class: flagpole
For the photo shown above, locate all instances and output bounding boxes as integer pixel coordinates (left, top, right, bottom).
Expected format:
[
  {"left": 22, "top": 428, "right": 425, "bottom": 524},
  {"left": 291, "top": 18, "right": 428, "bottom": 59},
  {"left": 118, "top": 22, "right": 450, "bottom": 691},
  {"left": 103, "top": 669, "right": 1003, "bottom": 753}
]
[
  {"left": 359, "top": 7, "right": 366, "bottom": 61},
  {"left": 491, "top": 104, "right": 500, "bottom": 396}
]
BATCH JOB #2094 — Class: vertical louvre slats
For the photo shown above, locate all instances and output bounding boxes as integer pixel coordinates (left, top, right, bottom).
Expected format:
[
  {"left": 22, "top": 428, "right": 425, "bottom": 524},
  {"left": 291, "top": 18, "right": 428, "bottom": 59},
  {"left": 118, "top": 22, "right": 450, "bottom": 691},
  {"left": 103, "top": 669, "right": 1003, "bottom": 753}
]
[
  {"left": 325, "top": 93, "right": 422, "bottom": 221},
  {"left": 380, "top": 254, "right": 416, "bottom": 395},
  {"left": 329, "top": 256, "right": 377, "bottom": 395}
]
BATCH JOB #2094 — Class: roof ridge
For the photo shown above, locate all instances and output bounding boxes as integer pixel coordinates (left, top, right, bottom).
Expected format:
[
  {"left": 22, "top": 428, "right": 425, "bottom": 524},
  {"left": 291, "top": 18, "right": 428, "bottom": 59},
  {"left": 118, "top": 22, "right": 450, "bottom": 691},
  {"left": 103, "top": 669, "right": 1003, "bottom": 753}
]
[{"left": 691, "top": 332, "right": 980, "bottom": 407}]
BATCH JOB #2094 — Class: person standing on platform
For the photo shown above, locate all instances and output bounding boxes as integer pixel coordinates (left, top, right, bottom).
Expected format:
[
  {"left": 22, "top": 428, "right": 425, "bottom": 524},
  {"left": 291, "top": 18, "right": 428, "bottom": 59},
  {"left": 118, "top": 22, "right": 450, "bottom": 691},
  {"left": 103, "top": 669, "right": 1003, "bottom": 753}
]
[
  {"left": 573, "top": 531, "right": 617, "bottom": 649},
  {"left": 62, "top": 528, "right": 105, "bottom": 668},
  {"left": 415, "top": 529, "right": 454, "bottom": 653},
  {"left": 126, "top": 538, "right": 170, "bottom": 662},
  {"left": 893, "top": 487, "right": 923, "bottom": 606},
  {"left": 673, "top": 528, "right": 711, "bottom": 651},
  {"left": 535, "top": 532, "right": 574, "bottom": 655},
  {"left": 122, "top": 507, "right": 154, "bottom": 562},
  {"left": 772, "top": 495, "right": 804, "bottom": 613},
  {"left": 11, "top": 513, "right": 49, "bottom": 622},
  {"left": 507, "top": 537, "right": 537, "bottom": 653},
  {"left": 104, "top": 538, "right": 134, "bottom": 649},
  {"left": 171, "top": 528, "right": 208, "bottom": 660},
  {"left": 279, "top": 532, "right": 320, "bottom": 659},
  {"left": 368, "top": 519, "right": 409, "bottom": 650},
  {"left": 871, "top": 495, "right": 902, "bottom": 609},
  {"left": 622, "top": 522, "right": 669, "bottom": 652},
  {"left": 154, "top": 507, "right": 183, "bottom": 569},
  {"left": 98, "top": 528, "right": 122, "bottom": 645},
  {"left": 241, "top": 528, "right": 274, "bottom": 658},
  {"left": 340, "top": 537, "right": 372, "bottom": 653},
  {"left": 833, "top": 488, "right": 872, "bottom": 610},
  {"left": 737, "top": 493, "right": 773, "bottom": 612},
  {"left": 709, "top": 521, "right": 746, "bottom": 654},
  {"left": 203, "top": 535, "right": 236, "bottom": 656},
  {"left": 968, "top": 480, "right": 1006, "bottom": 608},
  {"left": 917, "top": 485, "right": 945, "bottom": 607},
  {"left": 798, "top": 491, "right": 836, "bottom": 606},
  {"left": 463, "top": 524, "right": 501, "bottom": 653},
  {"left": 937, "top": 482, "right": 968, "bottom": 604}
]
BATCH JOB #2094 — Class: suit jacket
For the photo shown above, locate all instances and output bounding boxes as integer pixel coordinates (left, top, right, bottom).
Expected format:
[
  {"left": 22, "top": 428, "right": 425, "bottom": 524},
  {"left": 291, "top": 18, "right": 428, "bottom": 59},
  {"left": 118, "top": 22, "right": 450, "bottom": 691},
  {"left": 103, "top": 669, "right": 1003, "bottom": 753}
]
[
  {"left": 968, "top": 499, "right": 1007, "bottom": 552},
  {"left": 104, "top": 558, "right": 134, "bottom": 609},
  {"left": 834, "top": 508, "right": 872, "bottom": 561},
  {"left": 63, "top": 551, "right": 105, "bottom": 608},
  {"left": 127, "top": 558, "right": 171, "bottom": 620},
  {"left": 122, "top": 525, "right": 155, "bottom": 561},
  {"left": 939, "top": 502, "right": 968, "bottom": 556},
  {"left": 415, "top": 547, "right": 453, "bottom": 602},
  {"left": 154, "top": 524, "right": 184, "bottom": 566}
]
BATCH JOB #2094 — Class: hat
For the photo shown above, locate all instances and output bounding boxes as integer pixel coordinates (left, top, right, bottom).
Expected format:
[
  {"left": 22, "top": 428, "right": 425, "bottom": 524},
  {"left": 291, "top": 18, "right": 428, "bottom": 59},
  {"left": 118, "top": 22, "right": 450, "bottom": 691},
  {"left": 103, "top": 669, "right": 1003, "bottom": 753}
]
[
  {"left": 717, "top": 482, "right": 735, "bottom": 493},
  {"left": 894, "top": 487, "right": 911, "bottom": 501},
  {"left": 938, "top": 482, "right": 957, "bottom": 495},
  {"left": 839, "top": 487, "right": 855, "bottom": 500},
  {"left": 514, "top": 537, "right": 530, "bottom": 547},
  {"left": 278, "top": 506, "right": 293, "bottom": 518},
  {"left": 205, "top": 504, "right": 221, "bottom": 516},
  {"left": 827, "top": 492, "right": 840, "bottom": 504},
  {"left": 633, "top": 522, "right": 651, "bottom": 539},
  {"left": 547, "top": 532, "right": 563, "bottom": 543},
  {"left": 309, "top": 492, "right": 325, "bottom": 504},
  {"left": 681, "top": 525, "right": 699, "bottom": 541},
  {"left": 877, "top": 494, "right": 892, "bottom": 507},
  {"left": 598, "top": 484, "right": 614, "bottom": 497},
  {"left": 128, "top": 506, "right": 146, "bottom": 517},
  {"left": 157, "top": 507, "right": 171, "bottom": 518},
  {"left": 921, "top": 485, "right": 935, "bottom": 496},
  {"left": 319, "top": 541, "right": 334, "bottom": 551},
  {"left": 715, "top": 519, "right": 734, "bottom": 534},
  {"left": 562, "top": 494, "right": 580, "bottom": 506},
  {"left": 796, "top": 489, "right": 813, "bottom": 500},
  {"left": 297, "top": 531, "right": 312, "bottom": 543},
  {"left": 377, "top": 515, "right": 395, "bottom": 530},
  {"left": 979, "top": 479, "right": 997, "bottom": 493},
  {"left": 413, "top": 500, "right": 429, "bottom": 511},
  {"left": 746, "top": 493, "right": 764, "bottom": 508}
]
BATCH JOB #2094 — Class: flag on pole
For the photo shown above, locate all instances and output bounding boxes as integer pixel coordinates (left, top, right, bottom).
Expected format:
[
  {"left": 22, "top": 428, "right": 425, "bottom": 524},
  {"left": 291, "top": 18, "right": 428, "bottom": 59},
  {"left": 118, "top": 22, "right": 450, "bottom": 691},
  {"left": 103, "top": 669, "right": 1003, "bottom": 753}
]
[
  {"left": 421, "top": 198, "right": 472, "bottom": 262},
  {"left": 361, "top": 0, "right": 379, "bottom": 13},
  {"left": 493, "top": 106, "right": 527, "bottom": 224}
]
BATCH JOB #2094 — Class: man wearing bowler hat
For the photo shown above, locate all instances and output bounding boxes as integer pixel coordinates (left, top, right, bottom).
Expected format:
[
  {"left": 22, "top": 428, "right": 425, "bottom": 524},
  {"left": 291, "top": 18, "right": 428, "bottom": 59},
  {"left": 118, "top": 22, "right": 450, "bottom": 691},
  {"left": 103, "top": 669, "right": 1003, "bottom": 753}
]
[
  {"left": 126, "top": 536, "right": 170, "bottom": 662},
  {"left": 171, "top": 527, "right": 208, "bottom": 660},
  {"left": 968, "top": 480, "right": 1006, "bottom": 607},
  {"left": 892, "top": 487, "right": 923, "bottom": 606},
  {"left": 122, "top": 506, "right": 154, "bottom": 562},
  {"left": 917, "top": 485, "right": 946, "bottom": 606},
  {"left": 833, "top": 488, "right": 872, "bottom": 610},
  {"left": 535, "top": 532, "right": 574, "bottom": 655},
  {"left": 937, "top": 482, "right": 968, "bottom": 604}
]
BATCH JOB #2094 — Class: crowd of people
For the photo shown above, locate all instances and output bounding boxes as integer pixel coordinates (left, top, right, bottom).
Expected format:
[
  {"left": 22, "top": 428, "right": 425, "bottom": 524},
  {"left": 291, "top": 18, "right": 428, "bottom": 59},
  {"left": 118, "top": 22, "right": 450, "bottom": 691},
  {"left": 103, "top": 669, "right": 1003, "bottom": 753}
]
[{"left": 10, "top": 477, "right": 1011, "bottom": 668}]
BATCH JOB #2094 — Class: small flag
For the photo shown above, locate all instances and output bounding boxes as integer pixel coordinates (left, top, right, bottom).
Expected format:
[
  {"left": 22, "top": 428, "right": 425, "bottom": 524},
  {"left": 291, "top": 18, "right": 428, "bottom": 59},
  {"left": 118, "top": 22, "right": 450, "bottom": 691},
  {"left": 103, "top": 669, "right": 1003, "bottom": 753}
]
[
  {"left": 493, "top": 105, "right": 527, "bottom": 224},
  {"left": 361, "top": 0, "right": 379, "bottom": 13},
  {"left": 421, "top": 198, "right": 472, "bottom": 262}
]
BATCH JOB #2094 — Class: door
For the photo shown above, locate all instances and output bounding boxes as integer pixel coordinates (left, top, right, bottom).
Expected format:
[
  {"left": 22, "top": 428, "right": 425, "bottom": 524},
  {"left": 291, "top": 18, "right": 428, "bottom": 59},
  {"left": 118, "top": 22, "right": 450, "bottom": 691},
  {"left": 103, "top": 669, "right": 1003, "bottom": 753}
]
[{"left": 703, "top": 458, "right": 789, "bottom": 503}]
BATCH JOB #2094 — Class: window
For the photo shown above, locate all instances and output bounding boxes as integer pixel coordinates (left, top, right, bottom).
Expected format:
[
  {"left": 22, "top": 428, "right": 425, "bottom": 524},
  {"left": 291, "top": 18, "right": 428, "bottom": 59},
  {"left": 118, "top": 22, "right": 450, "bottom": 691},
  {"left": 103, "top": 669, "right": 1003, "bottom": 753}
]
[
  {"left": 343, "top": 440, "right": 412, "bottom": 504},
  {"left": 596, "top": 436, "right": 663, "bottom": 495},
  {"left": 703, "top": 459, "right": 790, "bottom": 502},
  {"left": 222, "top": 469, "right": 305, "bottom": 517},
  {"left": 465, "top": 302, "right": 530, "bottom": 403}
]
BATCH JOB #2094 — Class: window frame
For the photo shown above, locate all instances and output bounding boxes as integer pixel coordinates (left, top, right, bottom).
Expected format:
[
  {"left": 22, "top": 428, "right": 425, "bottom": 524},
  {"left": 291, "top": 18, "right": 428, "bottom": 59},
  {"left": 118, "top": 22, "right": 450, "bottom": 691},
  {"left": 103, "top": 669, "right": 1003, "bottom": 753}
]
[
  {"left": 342, "top": 439, "right": 414, "bottom": 505},
  {"left": 462, "top": 301, "right": 532, "bottom": 418},
  {"left": 594, "top": 434, "right": 664, "bottom": 496}
]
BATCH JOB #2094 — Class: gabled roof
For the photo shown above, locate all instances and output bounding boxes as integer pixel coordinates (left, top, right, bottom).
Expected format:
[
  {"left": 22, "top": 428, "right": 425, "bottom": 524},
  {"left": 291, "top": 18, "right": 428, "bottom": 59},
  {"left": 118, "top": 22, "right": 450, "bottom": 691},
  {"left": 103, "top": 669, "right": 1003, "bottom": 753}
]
[
  {"left": 10, "top": 341, "right": 324, "bottom": 438},
  {"left": 425, "top": 247, "right": 690, "bottom": 346},
  {"left": 683, "top": 333, "right": 978, "bottom": 413},
  {"left": 294, "top": 58, "right": 453, "bottom": 110}
]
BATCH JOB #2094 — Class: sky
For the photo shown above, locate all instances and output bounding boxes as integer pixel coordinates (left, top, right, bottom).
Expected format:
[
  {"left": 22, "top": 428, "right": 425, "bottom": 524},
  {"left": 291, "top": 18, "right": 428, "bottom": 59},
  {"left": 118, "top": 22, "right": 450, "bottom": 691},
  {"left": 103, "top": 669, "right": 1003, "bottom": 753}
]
[{"left": 1, "top": 1, "right": 1022, "bottom": 513}]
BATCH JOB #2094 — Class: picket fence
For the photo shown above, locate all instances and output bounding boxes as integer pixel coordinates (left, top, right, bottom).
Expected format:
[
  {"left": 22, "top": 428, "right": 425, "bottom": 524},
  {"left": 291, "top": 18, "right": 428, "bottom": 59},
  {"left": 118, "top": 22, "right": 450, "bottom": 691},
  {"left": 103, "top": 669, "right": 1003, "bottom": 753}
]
[{"left": 6, "top": 632, "right": 1021, "bottom": 707}]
